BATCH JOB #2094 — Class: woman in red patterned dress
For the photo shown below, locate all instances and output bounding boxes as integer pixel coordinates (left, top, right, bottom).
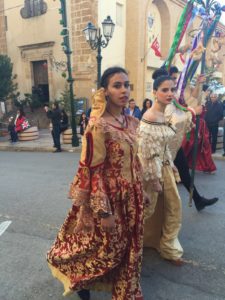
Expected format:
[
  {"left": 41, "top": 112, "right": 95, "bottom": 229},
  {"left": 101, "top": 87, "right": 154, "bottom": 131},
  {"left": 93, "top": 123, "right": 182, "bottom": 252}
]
[{"left": 47, "top": 67, "right": 144, "bottom": 300}]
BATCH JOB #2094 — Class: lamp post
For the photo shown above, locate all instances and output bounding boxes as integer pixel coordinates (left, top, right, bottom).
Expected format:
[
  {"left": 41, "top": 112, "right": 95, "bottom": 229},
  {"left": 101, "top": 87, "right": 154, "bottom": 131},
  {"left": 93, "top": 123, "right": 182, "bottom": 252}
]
[
  {"left": 83, "top": 16, "right": 115, "bottom": 88},
  {"left": 59, "top": 0, "right": 79, "bottom": 147}
]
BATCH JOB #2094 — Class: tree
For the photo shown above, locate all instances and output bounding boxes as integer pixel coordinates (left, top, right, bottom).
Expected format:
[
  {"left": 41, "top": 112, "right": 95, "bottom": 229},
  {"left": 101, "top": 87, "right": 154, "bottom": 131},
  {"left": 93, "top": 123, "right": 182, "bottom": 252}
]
[{"left": 0, "top": 55, "right": 19, "bottom": 113}]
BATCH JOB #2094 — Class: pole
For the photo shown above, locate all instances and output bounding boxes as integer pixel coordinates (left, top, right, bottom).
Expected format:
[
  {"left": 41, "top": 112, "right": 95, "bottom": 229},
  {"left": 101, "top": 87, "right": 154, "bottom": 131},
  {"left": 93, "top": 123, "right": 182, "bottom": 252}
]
[
  {"left": 96, "top": 29, "right": 102, "bottom": 89},
  {"left": 60, "top": 0, "right": 79, "bottom": 147},
  {"left": 189, "top": 0, "right": 209, "bottom": 206},
  {"left": 66, "top": 48, "right": 79, "bottom": 147}
]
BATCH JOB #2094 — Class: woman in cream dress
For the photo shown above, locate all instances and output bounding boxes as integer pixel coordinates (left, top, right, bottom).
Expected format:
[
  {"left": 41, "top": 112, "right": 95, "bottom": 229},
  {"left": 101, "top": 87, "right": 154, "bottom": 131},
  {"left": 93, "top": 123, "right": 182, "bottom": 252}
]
[{"left": 138, "top": 75, "right": 184, "bottom": 265}]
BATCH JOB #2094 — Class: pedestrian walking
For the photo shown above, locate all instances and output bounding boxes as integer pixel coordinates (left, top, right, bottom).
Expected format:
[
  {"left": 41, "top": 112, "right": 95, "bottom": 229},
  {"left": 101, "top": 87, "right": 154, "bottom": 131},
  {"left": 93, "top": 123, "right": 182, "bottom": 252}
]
[
  {"left": 44, "top": 102, "right": 62, "bottom": 152},
  {"left": 47, "top": 67, "right": 145, "bottom": 300},
  {"left": 138, "top": 73, "right": 184, "bottom": 266}
]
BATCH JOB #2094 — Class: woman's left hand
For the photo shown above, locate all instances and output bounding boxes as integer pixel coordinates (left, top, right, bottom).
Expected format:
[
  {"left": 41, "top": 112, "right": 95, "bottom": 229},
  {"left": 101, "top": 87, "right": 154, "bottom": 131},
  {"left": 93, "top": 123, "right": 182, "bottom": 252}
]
[{"left": 143, "top": 191, "right": 151, "bottom": 208}]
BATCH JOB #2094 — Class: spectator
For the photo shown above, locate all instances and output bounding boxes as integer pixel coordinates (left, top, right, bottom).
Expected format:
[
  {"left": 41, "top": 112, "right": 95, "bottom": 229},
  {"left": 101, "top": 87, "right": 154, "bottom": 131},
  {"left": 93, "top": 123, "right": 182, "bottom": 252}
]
[
  {"left": 205, "top": 93, "right": 224, "bottom": 153},
  {"left": 86, "top": 107, "right": 92, "bottom": 119},
  {"left": 15, "top": 108, "right": 30, "bottom": 133},
  {"left": 44, "top": 102, "right": 62, "bottom": 153},
  {"left": 124, "top": 99, "right": 142, "bottom": 120},
  {"left": 79, "top": 112, "right": 88, "bottom": 136},
  {"left": 8, "top": 116, "right": 18, "bottom": 143},
  {"left": 141, "top": 98, "right": 153, "bottom": 115}
]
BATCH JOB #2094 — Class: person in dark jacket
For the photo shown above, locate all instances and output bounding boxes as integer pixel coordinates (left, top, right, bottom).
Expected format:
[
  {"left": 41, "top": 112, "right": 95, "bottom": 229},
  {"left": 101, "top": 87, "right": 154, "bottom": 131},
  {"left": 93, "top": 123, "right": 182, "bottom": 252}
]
[
  {"left": 44, "top": 102, "right": 62, "bottom": 152},
  {"left": 205, "top": 93, "right": 224, "bottom": 153},
  {"left": 124, "top": 99, "right": 142, "bottom": 120}
]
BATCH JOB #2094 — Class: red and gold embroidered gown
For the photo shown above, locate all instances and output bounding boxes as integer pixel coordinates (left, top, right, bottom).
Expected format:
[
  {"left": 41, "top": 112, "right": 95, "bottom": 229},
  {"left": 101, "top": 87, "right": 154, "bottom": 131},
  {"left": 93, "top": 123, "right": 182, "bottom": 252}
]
[
  {"left": 47, "top": 116, "right": 144, "bottom": 300},
  {"left": 182, "top": 114, "right": 216, "bottom": 173}
]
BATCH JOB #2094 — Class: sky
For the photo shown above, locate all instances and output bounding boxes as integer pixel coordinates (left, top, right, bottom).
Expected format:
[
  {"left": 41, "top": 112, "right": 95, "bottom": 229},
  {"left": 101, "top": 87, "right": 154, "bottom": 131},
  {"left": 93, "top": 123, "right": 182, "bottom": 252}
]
[{"left": 218, "top": 0, "right": 225, "bottom": 25}]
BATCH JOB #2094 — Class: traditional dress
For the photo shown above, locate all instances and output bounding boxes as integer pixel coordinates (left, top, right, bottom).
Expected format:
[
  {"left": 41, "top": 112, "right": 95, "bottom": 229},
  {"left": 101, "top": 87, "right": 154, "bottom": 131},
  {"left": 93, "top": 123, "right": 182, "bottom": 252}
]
[
  {"left": 182, "top": 115, "right": 216, "bottom": 172},
  {"left": 182, "top": 89, "right": 216, "bottom": 172},
  {"left": 165, "top": 101, "right": 193, "bottom": 161},
  {"left": 138, "top": 119, "right": 183, "bottom": 260},
  {"left": 47, "top": 89, "right": 144, "bottom": 300}
]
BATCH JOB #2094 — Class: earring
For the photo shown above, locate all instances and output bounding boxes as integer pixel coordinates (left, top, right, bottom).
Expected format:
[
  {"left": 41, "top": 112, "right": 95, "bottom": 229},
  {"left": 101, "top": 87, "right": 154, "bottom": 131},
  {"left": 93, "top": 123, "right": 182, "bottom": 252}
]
[{"left": 155, "top": 97, "right": 158, "bottom": 102}]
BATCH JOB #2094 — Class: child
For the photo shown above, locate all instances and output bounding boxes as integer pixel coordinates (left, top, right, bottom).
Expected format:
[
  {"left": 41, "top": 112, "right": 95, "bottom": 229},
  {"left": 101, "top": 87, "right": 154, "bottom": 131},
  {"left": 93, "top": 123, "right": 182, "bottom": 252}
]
[{"left": 8, "top": 116, "right": 18, "bottom": 143}]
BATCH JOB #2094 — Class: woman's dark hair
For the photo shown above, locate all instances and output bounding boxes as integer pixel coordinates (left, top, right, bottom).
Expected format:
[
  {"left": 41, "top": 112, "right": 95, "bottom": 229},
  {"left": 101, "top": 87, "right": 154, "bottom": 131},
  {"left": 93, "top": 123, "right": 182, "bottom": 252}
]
[
  {"left": 18, "top": 108, "right": 25, "bottom": 117},
  {"left": 142, "top": 98, "right": 152, "bottom": 109},
  {"left": 100, "top": 67, "right": 128, "bottom": 88},
  {"left": 152, "top": 68, "right": 168, "bottom": 80},
  {"left": 153, "top": 75, "right": 172, "bottom": 90},
  {"left": 169, "top": 66, "right": 179, "bottom": 76}
]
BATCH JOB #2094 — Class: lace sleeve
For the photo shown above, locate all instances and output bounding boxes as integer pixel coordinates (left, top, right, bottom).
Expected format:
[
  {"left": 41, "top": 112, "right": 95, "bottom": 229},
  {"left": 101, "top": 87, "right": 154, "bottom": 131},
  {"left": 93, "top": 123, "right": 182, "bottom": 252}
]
[{"left": 138, "top": 125, "right": 163, "bottom": 181}]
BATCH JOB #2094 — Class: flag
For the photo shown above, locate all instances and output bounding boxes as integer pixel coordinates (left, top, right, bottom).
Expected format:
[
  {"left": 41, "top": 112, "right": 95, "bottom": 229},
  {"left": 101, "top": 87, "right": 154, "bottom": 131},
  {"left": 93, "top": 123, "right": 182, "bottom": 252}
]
[{"left": 151, "top": 37, "right": 162, "bottom": 57}]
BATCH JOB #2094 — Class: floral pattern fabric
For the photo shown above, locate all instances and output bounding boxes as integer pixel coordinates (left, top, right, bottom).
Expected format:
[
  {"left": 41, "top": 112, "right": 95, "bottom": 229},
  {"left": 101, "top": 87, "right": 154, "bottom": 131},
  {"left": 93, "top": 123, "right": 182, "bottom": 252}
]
[
  {"left": 47, "top": 116, "right": 144, "bottom": 300},
  {"left": 138, "top": 119, "right": 175, "bottom": 182}
]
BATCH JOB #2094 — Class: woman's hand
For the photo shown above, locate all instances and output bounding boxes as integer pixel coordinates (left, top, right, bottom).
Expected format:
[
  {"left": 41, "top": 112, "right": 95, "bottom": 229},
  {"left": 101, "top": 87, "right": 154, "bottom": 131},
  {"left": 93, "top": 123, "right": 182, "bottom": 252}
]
[
  {"left": 194, "top": 105, "right": 203, "bottom": 115},
  {"left": 101, "top": 215, "right": 116, "bottom": 232},
  {"left": 196, "top": 74, "right": 206, "bottom": 84},
  {"left": 151, "top": 179, "right": 162, "bottom": 193}
]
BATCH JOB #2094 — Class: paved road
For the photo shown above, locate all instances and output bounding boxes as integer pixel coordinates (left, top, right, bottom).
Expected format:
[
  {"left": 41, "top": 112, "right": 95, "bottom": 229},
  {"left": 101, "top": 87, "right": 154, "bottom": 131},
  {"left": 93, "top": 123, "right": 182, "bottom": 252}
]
[{"left": 0, "top": 152, "right": 225, "bottom": 300}]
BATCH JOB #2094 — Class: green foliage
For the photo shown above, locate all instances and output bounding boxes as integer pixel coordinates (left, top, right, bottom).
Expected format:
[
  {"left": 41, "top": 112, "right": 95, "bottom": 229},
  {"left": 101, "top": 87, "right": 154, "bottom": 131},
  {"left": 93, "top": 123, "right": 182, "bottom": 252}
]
[
  {"left": 13, "top": 93, "right": 42, "bottom": 110},
  {"left": 0, "top": 55, "right": 20, "bottom": 102},
  {"left": 57, "top": 84, "right": 71, "bottom": 114}
]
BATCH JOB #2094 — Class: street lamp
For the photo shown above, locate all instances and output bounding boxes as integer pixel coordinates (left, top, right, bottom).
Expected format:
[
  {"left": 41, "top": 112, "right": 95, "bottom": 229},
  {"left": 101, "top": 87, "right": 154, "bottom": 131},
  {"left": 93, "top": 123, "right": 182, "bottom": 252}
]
[
  {"left": 83, "top": 16, "right": 115, "bottom": 88},
  {"left": 59, "top": 0, "right": 79, "bottom": 147}
]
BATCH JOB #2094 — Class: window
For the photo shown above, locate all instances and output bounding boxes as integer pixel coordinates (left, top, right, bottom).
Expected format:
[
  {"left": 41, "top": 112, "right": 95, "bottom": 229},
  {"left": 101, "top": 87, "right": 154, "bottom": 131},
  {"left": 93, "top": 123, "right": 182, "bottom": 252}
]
[
  {"left": 20, "top": 0, "right": 47, "bottom": 19},
  {"left": 116, "top": 2, "right": 123, "bottom": 27}
]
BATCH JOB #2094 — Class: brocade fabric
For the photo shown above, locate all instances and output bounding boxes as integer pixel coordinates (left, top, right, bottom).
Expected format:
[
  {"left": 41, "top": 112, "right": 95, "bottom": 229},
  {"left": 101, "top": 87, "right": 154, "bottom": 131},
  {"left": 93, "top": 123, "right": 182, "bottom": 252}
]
[
  {"left": 47, "top": 116, "right": 144, "bottom": 300},
  {"left": 165, "top": 102, "right": 193, "bottom": 160},
  {"left": 138, "top": 119, "right": 175, "bottom": 182}
]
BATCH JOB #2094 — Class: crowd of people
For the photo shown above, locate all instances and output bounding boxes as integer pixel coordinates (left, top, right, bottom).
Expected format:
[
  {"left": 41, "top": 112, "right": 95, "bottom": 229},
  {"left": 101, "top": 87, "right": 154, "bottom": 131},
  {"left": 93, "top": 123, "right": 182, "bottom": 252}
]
[{"left": 46, "top": 66, "right": 224, "bottom": 300}]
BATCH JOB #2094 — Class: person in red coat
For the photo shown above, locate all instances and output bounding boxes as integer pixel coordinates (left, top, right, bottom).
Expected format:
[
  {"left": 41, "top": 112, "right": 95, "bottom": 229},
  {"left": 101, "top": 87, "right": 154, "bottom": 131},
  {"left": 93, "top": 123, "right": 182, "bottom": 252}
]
[{"left": 15, "top": 108, "right": 29, "bottom": 132}]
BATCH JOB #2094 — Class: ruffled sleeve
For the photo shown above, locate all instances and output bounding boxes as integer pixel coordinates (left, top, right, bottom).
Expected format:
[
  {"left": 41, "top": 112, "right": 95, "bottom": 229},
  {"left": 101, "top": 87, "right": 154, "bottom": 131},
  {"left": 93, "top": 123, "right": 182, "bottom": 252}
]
[
  {"left": 138, "top": 124, "right": 163, "bottom": 182},
  {"left": 69, "top": 118, "right": 112, "bottom": 216}
]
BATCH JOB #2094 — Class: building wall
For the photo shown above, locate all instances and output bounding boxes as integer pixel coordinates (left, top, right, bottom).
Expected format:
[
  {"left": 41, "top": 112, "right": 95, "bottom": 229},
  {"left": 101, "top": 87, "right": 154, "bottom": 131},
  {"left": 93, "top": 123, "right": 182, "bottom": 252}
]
[
  {"left": 70, "top": 0, "right": 126, "bottom": 106},
  {"left": 98, "top": 0, "right": 126, "bottom": 71},
  {"left": 0, "top": 0, "right": 7, "bottom": 54},
  {"left": 2, "top": 0, "right": 225, "bottom": 110},
  {"left": 4, "top": 0, "right": 68, "bottom": 101},
  {"left": 70, "top": 0, "right": 98, "bottom": 105}
]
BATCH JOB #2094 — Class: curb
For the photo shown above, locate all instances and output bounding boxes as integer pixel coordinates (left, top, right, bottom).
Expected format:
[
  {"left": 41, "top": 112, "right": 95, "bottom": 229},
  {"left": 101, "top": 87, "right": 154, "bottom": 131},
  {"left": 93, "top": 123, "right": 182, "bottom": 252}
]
[
  {"left": 212, "top": 154, "right": 225, "bottom": 161},
  {"left": 0, "top": 145, "right": 82, "bottom": 153}
]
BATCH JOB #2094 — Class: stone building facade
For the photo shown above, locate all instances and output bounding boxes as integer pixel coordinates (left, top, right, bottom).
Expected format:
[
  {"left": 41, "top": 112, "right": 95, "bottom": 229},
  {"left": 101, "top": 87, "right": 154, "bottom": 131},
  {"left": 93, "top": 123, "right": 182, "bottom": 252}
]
[
  {"left": 0, "top": 0, "right": 7, "bottom": 54},
  {"left": 0, "top": 0, "right": 225, "bottom": 110}
]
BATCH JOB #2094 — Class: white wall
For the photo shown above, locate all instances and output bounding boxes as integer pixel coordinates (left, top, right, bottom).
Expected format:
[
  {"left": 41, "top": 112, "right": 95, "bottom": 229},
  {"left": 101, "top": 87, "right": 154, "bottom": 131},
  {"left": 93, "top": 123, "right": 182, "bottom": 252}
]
[{"left": 98, "top": 0, "right": 126, "bottom": 73}]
